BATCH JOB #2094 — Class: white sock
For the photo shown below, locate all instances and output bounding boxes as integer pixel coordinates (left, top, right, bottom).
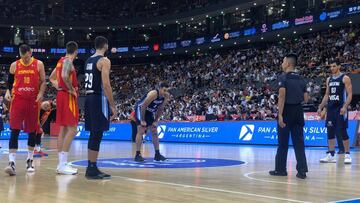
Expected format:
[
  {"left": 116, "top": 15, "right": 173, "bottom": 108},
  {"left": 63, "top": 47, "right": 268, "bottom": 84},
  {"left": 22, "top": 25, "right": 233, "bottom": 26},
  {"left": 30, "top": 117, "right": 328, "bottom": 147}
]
[
  {"left": 58, "top": 152, "right": 63, "bottom": 166},
  {"left": 9, "top": 153, "right": 16, "bottom": 164},
  {"left": 62, "top": 152, "right": 68, "bottom": 164},
  {"left": 27, "top": 150, "right": 34, "bottom": 160},
  {"left": 36, "top": 145, "right": 41, "bottom": 152}
]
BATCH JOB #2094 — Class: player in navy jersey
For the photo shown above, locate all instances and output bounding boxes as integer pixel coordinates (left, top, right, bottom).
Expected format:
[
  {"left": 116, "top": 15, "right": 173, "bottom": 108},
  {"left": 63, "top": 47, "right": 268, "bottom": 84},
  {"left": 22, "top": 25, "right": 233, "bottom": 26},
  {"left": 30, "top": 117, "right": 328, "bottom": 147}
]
[
  {"left": 84, "top": 36, "right": 116, "bottom": 179},
  {"left": 318, "top": 60, "right": 353, "bottom": 164},
  {"left": 134, "top": 83, "right": 170, "bottom": 162}
]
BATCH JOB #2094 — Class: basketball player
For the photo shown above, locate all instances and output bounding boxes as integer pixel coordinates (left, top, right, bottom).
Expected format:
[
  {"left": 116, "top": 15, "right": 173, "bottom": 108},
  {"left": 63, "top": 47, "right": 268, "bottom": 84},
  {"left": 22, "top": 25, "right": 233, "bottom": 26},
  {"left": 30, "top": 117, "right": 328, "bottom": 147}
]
[
  {"left": 4, "top": 44, "right": 46, "bottom": 176},
  {"left": 49, "top": 41, "right": 79, "bottom": 175},
  {"left": 318, "top": 60, "right": 352, "bottom": 164},
  {"left": 84, "top": 36, "right": 116, "bottom": 179},
  {"left": 134, "top": 83, "right": 170, "bottom": 162},
  {"left": 34, "top": 101, "right": 52, "bottom": 157},
  {"left": 0, "top": 96, "right": 8, "bottom": 149}
]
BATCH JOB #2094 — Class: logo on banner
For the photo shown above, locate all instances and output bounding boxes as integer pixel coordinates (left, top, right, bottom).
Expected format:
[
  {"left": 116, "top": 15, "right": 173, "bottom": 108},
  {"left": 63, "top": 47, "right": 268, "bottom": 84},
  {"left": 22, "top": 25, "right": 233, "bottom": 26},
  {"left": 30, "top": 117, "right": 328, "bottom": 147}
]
[
  {"left": 157, "top": 125, "right": 166, "bottom": 139},
  {"left": 239, "top": 124, "right": 254, "bottom": 141},
  {"left": 76, "top": 125, "right": 84, "bottom": 137}
]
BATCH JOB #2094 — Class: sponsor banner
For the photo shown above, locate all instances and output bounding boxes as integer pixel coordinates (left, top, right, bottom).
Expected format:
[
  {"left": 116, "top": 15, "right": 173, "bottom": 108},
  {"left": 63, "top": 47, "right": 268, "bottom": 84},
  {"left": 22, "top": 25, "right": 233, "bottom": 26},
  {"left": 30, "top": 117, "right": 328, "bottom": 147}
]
[
  {"left": 272, "top": 20, "right": 290, "bottom": 30},
  {"left": 295, "top": 15, "right": 314, "bottom": 26},
  {"left": 0, "top": 123, "right": 132, "bottom": 141},
  {"left": 347, "top": 5, "right": 360, "bottom": 15},
  {"left": 319, "top": 10, "right": 342, "bottom": 21},
  {"left": 304, "top": 111, "right": 360, "bottom": 120},
  {"left": 244, "top": 27, "right": 256, "bottom": 36},
  {"left": 155, "top": 120, "right": 358, "bottom": 146}
]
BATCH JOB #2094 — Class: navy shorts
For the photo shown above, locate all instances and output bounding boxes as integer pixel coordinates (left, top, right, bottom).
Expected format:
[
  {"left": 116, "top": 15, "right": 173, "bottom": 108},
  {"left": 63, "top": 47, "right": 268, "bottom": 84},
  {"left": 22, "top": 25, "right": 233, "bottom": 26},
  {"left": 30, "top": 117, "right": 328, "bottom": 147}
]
[
  {"left": 135, "top": 105, "right": 155, "bottom": 127},
  {"left": 326, "top": 106, "right": 348, "bottom": 129},
  {"left": 85, "top": 94, "right": 110, "bottom": 132}
]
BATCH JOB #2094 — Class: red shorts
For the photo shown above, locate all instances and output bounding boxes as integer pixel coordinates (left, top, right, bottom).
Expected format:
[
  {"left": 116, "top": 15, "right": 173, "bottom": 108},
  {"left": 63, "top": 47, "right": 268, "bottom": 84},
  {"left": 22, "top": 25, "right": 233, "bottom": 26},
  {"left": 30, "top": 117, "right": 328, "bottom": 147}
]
[
  {"left": 56, "top": 91, "right": 79, "bottom": 126},
  {"left": 10, "top": 95, "right": 39, "bottom": 133}
]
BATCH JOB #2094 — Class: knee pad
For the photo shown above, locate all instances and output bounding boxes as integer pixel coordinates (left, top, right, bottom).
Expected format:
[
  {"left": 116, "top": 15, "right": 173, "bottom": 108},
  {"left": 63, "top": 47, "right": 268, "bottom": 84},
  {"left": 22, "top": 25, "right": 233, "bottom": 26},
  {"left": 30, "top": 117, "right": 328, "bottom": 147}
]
[
  {"left": 9, "top": 129, "right": 20, "bottom": 149},
  {"left": 327, "top": 127, "right": 335, "bottom": 140},
  {"left": 88, "top": 131, "right": 103, "bottom": 151},
  {"left": 341, "top": 128, "right": 349, "bottom": 141},
  {"left": 28, "top": 132, "right": 36, "bottom": 147}
]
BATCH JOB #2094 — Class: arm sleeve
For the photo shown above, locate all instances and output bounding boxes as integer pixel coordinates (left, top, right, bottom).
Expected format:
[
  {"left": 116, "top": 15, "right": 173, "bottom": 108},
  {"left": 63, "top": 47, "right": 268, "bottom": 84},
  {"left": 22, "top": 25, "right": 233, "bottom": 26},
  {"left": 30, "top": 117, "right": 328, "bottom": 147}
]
[{"left": 7, "top": 73, "right": 14, "bottom": 91}]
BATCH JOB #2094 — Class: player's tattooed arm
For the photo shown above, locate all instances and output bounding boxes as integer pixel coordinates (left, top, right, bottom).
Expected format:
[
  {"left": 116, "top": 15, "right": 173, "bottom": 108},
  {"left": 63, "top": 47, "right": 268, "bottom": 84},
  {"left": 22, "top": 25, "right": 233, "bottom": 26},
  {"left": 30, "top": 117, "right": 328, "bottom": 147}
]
[
  {"left": 61, "top": 58, "right": 76, "bottom": 96},
  {"left": 5, "top": 62, "right": 16, "bottom": 101}
]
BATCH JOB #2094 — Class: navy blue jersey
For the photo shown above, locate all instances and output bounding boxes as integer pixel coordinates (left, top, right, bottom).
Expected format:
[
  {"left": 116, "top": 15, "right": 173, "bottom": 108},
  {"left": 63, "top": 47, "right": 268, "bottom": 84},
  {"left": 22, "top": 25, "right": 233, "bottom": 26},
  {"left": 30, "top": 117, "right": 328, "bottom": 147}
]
[
  {"left": 328, "top": 74, "right": 346, "bottom": 108},
  {"left": 137, "top": 89, "right": 165, "bottom": 113},
  {"left": 84, "top": 55, "right": 103, "bottom": 95},
  {"left": 278, "top": 72, "right": 307, "bottom": 105}
]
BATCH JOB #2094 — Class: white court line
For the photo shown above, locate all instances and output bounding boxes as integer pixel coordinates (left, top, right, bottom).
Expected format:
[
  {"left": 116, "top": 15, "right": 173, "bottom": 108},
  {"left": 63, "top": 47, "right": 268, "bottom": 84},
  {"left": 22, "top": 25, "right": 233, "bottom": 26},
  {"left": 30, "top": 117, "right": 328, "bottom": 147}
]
[
  {"left": 110, "top": 174, "right": 310, "bottom": 203},
  {"left": 243, "top": 171, "right": 299, "bottom": 185},
  {"left": 44, "top": 167, "right": 309, "bottom": 202}
]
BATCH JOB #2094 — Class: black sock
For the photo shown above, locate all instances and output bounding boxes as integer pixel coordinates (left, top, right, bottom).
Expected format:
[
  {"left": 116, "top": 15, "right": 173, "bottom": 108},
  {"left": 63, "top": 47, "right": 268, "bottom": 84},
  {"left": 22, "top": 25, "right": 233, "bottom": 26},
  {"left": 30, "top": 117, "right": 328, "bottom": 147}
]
[
  {"left": 346, "top": 152, "right": 350, "bottom": 154},
  {"left": 136, "top": 151, "right": 141, "bottom": 156},
  {"left": 329, "top": 151, "right": 335, "bottom": 156},
  {"left": 88, "top": 160, "right": 97, "bottom": 168},
  {"left": 155, "top": 150, "right": 160, "bottom": 155}
]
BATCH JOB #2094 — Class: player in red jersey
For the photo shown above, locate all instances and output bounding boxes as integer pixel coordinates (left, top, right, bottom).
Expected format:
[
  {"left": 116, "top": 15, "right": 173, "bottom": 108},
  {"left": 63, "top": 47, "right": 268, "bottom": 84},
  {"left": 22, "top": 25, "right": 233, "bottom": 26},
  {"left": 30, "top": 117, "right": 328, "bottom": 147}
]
[
  {"left": 49, "top": 41, "right": 79, "bottom": 175},
  {"left": 4, "top": 44, "right": 46, "bottom": 176}
]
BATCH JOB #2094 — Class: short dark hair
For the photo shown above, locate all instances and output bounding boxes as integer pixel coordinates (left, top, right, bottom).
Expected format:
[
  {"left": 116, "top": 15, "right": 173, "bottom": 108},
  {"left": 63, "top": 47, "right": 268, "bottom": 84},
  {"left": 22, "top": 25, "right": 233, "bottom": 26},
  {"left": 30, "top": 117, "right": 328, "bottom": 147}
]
[
  {"left": 159, "top": 82, "right": 169, "bottom": 88},
  {"left": 19, "top": 44, "right": 31, "bottom": 55},
  {"left": 95, "top": 36, "right": 108, "bottom": 50},
  {"left": 285, "top": 53, "right": 298, "bottom": 66},
  {"left": 66, "top": 41, "right": 78, "bottom": 54},
  {"left": 329, "top": 58, "right": 341, "bottom": 66}
]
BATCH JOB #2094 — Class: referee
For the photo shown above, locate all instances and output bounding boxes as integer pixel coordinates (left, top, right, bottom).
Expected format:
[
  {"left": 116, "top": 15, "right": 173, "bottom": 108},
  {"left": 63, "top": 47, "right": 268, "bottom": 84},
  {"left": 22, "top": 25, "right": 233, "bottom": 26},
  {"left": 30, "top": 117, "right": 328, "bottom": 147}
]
[{"left": 269, "top": 53, "right": 309, "bottom": 179}]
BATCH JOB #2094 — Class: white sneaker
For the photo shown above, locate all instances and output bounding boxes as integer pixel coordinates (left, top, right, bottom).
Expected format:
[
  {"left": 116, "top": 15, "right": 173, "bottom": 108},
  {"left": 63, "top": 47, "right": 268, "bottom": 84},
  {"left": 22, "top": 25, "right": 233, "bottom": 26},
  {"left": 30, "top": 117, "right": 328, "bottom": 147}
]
[
  {"left": 344, "top": 154, "right": 352, "bottom": 164},
  {"left": 26, "top": 159, "right": 35, "bottom": 172},
  {"left": 57, "top": 164, "right": 78, "bottom": 175},
  {"left": 5, "top": 162, "right": 16, "bottom": 176},
  {"left": 67, "top": 164, "right": 78, "bottom": 174},
  {"left": 320, "top": 153, "right": 336, "bottom": 163}
]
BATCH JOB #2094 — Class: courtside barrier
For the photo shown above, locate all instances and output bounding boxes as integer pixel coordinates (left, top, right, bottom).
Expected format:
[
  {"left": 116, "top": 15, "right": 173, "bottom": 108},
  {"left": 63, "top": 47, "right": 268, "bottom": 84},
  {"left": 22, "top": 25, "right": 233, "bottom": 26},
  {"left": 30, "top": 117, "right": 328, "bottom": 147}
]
[{"left": 1, "top": 120, "right": 357, "bottom": 147}]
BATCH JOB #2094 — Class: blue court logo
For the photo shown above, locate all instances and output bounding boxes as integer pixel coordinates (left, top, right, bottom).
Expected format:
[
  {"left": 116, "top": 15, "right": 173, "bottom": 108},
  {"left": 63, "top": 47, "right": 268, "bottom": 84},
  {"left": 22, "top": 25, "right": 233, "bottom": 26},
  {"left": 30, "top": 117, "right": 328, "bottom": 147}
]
[{"left": 70, "top": 158, "right": 245, "bottom": 169}]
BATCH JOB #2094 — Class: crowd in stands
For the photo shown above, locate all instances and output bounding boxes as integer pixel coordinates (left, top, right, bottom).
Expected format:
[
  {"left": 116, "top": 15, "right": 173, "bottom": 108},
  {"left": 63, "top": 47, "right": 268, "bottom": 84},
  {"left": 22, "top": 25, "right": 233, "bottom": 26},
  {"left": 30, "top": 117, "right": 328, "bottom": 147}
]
[
  {"left": 112, "top": 26, "right": 360, "bottom": 121},
  {"left": 0, "top": 26, "right": 360, "bottom": 122},
  {"left": 0, "top": 0, "right": 226, "bottom": 22}
]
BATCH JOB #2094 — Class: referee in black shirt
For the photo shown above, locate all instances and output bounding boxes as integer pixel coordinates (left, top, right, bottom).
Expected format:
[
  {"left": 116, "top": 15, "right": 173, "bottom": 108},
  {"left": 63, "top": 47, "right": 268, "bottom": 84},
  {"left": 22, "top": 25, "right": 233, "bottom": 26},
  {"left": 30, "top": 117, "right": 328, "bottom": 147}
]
[{"left": 269, "top": 53, "right": 309, "bottom": 179}]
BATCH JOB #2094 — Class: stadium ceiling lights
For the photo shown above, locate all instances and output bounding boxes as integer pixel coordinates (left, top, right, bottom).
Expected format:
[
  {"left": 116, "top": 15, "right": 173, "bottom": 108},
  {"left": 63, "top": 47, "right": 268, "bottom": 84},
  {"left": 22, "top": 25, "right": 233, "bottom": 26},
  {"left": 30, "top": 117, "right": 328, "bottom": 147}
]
[{"left": 349, "top": 21, "right": 353, "bottom": 24}]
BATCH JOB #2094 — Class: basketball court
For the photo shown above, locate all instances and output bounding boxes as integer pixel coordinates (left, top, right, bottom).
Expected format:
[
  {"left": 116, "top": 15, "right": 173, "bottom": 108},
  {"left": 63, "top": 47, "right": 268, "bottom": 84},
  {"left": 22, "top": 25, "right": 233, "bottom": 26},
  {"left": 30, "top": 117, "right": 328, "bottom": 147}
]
[{"left": 0, "top": 138, "right": 359, "bottom": 203}]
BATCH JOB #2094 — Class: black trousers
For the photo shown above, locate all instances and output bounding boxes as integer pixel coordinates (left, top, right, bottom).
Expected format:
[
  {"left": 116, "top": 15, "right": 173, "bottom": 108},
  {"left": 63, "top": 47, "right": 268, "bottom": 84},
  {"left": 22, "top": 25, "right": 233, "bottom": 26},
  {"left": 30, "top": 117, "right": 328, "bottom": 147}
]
[{"left": 275, "top": 104, "right": 308, "bottom": 173}]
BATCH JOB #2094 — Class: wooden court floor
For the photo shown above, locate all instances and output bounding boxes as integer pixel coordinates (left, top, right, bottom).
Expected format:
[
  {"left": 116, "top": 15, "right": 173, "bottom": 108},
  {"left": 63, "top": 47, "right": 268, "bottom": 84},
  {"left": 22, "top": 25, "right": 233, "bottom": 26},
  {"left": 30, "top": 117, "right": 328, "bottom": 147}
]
[{"left": 0, "top": 138, "right": 360, "bottom": 203}]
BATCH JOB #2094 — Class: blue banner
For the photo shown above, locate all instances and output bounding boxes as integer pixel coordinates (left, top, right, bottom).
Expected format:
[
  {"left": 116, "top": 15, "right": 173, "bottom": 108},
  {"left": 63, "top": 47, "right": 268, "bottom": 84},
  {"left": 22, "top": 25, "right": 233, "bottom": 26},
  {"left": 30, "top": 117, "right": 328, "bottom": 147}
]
[
  {"left": 1, "top": 121, "right": 357, "bottom": 147},
  {"left": 155, "top": 121, "right": 358, "bottom": 147}
]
